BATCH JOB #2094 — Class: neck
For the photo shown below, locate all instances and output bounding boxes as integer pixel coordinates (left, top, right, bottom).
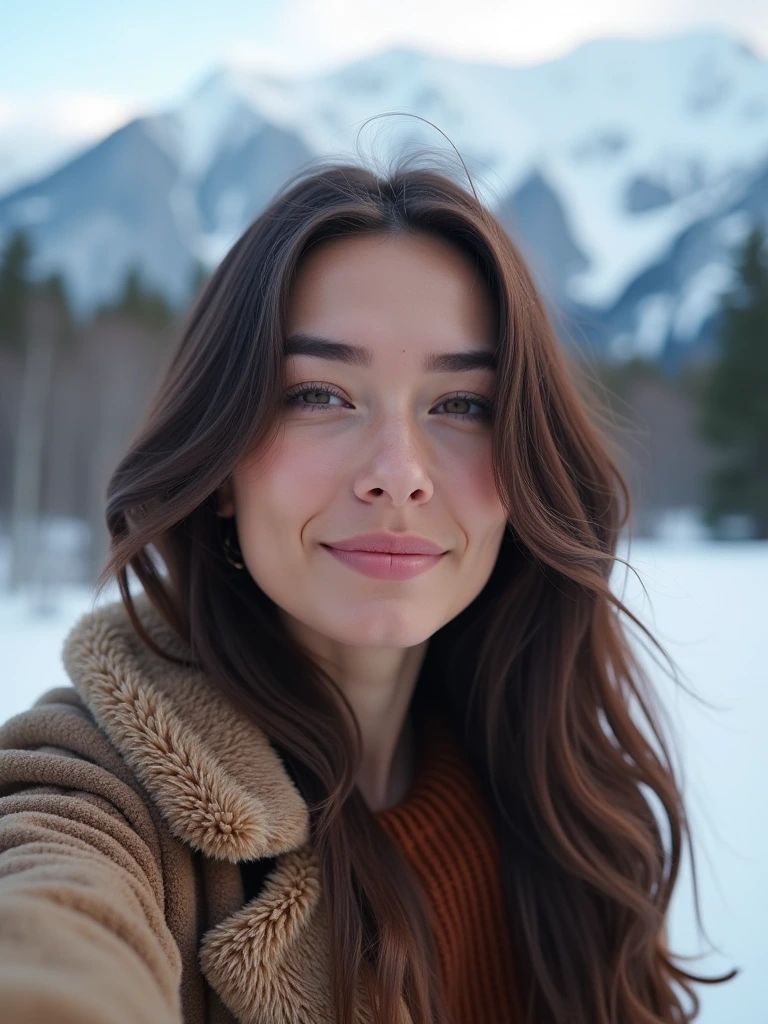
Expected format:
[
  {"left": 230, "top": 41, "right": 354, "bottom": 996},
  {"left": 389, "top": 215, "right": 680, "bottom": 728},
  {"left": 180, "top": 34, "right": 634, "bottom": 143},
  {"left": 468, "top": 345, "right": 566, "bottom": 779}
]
[{"left": 279, "top": 610, "right": 429, "bottom": 811}]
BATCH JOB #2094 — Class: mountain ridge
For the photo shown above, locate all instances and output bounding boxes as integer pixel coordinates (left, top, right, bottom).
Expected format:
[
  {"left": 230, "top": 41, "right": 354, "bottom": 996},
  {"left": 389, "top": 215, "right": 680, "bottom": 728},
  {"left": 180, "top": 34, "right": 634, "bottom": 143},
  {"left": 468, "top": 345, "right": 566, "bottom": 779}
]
[{"left": 1, "top": 28, "right": 766, "bottom": 370}]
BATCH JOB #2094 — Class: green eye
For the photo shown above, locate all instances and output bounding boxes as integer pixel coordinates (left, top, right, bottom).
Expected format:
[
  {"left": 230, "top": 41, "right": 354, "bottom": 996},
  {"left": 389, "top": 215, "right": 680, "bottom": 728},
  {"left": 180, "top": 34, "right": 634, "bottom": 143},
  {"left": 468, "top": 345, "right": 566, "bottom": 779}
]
[{"left": 285, "top": 383, "right": 493, "bottom": 422}]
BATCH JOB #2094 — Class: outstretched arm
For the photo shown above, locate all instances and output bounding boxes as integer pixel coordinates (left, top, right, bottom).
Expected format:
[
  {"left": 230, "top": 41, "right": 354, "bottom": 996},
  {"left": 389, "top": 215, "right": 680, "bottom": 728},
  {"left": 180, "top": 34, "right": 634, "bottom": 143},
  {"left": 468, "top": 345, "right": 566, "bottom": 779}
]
[{"left": 0, "top": 691, "right": 183, "bottom": 1024}]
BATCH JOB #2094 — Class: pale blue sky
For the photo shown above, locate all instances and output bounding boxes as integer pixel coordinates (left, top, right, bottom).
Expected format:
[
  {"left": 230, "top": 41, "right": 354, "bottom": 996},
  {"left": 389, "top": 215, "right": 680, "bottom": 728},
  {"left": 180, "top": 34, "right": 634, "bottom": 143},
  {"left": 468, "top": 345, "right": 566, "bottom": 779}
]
[
  {"left": 1, "top": 0, "right": 766, "bottom": 195},
  {"left": 5, "top": 0, "right": 766, "bottom": 104},
  {"left": 3, "top": 0, "right": 283, "bottom": 103}
]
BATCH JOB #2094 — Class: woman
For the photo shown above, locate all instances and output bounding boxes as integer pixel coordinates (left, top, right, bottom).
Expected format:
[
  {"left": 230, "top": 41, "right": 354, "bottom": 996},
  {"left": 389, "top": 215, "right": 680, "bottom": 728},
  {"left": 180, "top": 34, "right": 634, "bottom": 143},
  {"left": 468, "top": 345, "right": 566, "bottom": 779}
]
[{"left": 0, "top": 157, "right": 736, "bottom": 1024}]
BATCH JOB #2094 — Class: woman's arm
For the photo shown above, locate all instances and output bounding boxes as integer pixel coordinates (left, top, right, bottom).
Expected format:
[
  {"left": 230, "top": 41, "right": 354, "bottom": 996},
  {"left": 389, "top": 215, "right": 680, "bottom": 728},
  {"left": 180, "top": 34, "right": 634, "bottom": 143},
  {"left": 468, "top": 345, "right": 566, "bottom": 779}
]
[{"left": 0, "top": 691, "right": 183, "bottom": 1024}]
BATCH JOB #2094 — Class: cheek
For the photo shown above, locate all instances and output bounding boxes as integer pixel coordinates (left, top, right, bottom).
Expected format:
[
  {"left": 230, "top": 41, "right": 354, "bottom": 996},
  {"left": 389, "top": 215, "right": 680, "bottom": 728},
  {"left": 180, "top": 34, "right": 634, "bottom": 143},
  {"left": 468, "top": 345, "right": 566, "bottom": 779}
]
[
  {"left": 236, "top": 436, "right": 342, "bottom": 534},
  {"left": 450, "top": 445, "right": 504, "bottom": 521}
]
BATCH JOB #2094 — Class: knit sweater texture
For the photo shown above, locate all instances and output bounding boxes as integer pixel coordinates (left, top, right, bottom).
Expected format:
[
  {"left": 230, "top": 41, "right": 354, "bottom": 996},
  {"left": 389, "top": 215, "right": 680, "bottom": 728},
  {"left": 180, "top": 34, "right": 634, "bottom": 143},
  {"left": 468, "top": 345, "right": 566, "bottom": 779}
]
[{"left": 375, "top": 711, "right": 522, "bottom": 1023}]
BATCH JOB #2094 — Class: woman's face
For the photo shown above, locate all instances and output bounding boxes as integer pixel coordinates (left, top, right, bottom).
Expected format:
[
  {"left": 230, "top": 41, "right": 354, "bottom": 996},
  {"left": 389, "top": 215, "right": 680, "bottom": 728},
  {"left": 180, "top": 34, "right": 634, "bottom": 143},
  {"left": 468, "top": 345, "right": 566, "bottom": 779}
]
[{"left": 219, "top": 230, "right": 508, "bottom": 649}]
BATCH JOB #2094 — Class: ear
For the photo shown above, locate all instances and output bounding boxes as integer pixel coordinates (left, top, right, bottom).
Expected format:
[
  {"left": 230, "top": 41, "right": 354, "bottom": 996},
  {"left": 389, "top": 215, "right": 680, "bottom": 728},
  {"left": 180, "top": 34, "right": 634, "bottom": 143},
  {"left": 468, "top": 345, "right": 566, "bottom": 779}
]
[{"left": 216, "top": 477, "right": 235, "bottom": 518}]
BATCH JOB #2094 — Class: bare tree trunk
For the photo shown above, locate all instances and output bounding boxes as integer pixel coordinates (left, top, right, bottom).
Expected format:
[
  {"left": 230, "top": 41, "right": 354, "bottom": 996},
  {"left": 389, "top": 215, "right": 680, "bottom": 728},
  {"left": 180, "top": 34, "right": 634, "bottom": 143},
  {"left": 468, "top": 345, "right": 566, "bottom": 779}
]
[
  {"left": 43, "top": 342, "right": 88, "bottom": 585},
  {"left": 8, "top": 298, "right": 57, "bottom": 592},
  {"left": 82, "top": 313, "right": 164, "bottom": 586}
]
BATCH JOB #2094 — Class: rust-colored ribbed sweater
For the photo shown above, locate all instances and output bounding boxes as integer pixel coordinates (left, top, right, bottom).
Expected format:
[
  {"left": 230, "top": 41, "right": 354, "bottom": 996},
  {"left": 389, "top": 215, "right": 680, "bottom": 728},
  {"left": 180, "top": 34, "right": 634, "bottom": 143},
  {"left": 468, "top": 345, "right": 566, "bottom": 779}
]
[{"left": 375, "top": 711, "right": 522, "bottom": 1024}]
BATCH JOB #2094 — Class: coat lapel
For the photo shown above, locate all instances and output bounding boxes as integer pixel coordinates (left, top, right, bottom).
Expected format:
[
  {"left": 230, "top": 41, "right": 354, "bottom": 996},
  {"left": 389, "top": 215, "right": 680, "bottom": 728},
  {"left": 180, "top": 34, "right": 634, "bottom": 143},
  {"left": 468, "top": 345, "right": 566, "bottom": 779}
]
[
  {"left": 60, "top": 593, "right": 413, "bottom": 1024},
  {"left": 199, "top": 844, "right": 338, "bottom": 1023},
  {"left": 60, "top": 592, "right": 310, "bottom": 863}
]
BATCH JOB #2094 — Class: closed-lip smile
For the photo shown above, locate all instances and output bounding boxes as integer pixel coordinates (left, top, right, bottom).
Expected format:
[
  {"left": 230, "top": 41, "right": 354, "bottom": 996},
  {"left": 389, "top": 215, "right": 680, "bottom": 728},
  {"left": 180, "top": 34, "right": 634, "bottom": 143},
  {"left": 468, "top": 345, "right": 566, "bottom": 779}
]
[
  {"left": 322, "top": 531, "right": 447, "bottom": 555},
  {"left": 320, "top": 532, "right": 449, "bottom": 580}
]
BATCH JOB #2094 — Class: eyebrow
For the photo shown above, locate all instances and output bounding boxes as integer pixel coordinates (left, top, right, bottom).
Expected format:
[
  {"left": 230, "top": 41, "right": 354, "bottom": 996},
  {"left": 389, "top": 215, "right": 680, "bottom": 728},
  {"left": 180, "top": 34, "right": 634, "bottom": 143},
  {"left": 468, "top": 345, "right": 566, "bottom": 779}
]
[{"left": 283, "top": 332, "right": 498, "bottom": 374}]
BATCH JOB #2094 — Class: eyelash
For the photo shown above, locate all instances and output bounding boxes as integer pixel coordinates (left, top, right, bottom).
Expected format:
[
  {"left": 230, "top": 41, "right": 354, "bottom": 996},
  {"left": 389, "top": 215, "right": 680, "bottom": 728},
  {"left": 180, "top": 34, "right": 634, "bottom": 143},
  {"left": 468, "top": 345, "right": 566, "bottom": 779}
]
[{"left": 284, "top": 382, "right": 493, "bottom": 422}]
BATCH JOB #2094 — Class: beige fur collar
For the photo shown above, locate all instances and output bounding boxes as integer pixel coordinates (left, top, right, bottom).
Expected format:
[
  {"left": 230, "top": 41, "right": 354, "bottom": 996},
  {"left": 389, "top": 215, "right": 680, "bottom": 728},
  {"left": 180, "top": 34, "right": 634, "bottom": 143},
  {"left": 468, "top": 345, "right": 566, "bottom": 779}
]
[{"left": 60, "top": 591, "right": 310, "bottom": 863}]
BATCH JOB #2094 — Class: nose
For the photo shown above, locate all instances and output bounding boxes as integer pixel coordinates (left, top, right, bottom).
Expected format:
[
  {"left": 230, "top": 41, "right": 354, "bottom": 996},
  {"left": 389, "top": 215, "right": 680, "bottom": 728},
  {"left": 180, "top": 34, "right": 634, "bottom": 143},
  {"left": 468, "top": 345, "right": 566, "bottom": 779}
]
[{"left": 351, "top": 418, "right": 434, "bottom": 507}]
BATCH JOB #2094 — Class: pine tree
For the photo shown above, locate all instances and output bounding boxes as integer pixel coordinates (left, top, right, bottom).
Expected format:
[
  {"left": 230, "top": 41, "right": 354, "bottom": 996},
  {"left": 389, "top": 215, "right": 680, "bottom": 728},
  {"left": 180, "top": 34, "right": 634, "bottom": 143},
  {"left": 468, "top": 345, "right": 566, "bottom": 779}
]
[
  {"left": 187, "top": 258, "right": 211, "bottom": 303},
  {"left": 125, "top": 264, "right": 176, "bottom": 331},
  {"left": 96, "top": 263, "right": 176, "bottom": 332},
  {"left": 695, "top": 223, "right": 768, "bottom": 538},
  {"left": 0, "top": 228, "right": 33, "bottom": 352}
]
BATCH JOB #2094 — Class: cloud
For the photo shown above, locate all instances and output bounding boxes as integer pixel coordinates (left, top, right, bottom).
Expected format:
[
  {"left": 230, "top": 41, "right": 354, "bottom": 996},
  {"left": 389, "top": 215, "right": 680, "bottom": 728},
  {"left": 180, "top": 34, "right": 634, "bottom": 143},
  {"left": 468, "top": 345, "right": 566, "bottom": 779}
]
[
  {"left": 224, "top": 0, "right": 767, "bottom": 73},
  {"left": 0, "top": 91, "right": 141, "bottom": 196}
]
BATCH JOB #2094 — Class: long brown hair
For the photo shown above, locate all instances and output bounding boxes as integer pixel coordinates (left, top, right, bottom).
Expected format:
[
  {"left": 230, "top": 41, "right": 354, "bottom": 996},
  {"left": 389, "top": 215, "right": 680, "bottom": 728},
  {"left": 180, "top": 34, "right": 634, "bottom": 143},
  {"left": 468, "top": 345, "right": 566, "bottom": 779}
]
[{"left": 94, "top": 135, "right": 738, "bottom": 1022}]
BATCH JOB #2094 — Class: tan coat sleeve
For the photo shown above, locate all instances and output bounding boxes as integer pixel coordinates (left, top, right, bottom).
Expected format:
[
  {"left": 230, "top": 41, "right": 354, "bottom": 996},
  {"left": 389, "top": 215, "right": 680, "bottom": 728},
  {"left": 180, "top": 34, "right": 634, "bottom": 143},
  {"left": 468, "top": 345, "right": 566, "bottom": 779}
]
[{"left": 0, "top": 688, "right": 183, "bottom": 1024}]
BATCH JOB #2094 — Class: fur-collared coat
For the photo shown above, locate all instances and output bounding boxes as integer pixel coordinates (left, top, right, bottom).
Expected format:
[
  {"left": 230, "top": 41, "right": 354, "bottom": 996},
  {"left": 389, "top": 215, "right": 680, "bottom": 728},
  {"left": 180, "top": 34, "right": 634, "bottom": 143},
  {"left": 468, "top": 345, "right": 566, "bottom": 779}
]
[{"left": 0, "top": 592, "right": 412, "bottom": 1023}]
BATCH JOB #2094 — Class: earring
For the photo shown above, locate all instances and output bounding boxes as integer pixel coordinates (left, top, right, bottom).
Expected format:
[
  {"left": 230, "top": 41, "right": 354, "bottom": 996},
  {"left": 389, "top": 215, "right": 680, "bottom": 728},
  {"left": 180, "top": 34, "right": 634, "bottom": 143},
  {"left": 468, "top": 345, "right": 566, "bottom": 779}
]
[{"left": 219, "top": 516, "right": 245, "bottom": 570}]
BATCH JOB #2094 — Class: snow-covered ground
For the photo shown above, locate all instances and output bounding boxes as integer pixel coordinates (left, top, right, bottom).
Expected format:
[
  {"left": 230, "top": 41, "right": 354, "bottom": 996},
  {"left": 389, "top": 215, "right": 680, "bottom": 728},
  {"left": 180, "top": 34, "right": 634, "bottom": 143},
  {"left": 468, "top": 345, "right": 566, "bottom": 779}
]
[{"left": 1, "top": 538, "right": 763, "bottom": 1020}]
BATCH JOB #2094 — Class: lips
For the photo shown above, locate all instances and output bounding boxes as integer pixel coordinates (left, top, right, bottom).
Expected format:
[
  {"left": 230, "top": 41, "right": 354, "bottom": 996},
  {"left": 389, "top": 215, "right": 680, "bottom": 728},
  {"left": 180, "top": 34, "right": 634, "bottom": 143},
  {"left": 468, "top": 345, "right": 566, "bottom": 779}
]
[
  {"left": 323, "top": 532, "right": 447, "bottom": 555},
  {"left": 321, "top": 545, "right": 446, "bottom": 580}
]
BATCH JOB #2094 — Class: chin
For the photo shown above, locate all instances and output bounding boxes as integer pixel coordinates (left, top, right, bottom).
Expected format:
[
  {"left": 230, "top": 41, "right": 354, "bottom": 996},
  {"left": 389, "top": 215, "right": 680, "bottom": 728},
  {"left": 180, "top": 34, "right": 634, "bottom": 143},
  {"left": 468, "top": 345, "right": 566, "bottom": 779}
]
[{"left": 324, "top": 611, "right": 435, "bottom": 649}]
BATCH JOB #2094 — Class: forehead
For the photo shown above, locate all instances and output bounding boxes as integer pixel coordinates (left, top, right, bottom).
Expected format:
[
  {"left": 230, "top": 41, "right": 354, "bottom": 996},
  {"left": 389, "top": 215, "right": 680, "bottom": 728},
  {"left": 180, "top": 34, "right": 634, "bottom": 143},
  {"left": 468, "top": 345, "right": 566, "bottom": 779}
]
[{"left": 285, "top": 232, "right": 498, "bottom": 351}]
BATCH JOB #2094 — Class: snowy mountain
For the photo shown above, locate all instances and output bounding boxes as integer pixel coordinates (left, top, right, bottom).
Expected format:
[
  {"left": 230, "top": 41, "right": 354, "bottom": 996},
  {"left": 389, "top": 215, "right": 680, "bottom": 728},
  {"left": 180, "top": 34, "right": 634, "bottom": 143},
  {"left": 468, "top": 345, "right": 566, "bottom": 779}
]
[{"left": 1, "top": 29, "right": 767, "bottom": 368}]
